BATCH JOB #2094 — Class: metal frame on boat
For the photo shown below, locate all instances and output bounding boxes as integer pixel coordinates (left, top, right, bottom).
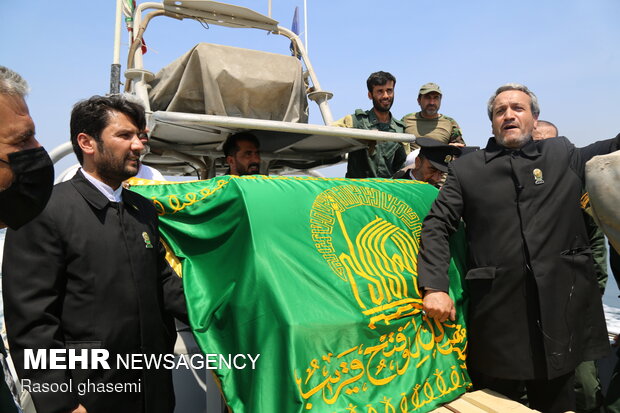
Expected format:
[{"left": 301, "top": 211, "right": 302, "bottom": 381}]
[
  {"left": 39, "top": 3, "right": 417, "bottom": 412},
  {"left": 50, "top": 0, "right": 413, "bottom": 180}
]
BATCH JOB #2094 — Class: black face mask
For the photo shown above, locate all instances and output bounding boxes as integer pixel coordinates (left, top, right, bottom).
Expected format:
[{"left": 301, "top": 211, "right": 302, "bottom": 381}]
[{"left": 0, "top": 147, "right": 54, "bottom": 229}]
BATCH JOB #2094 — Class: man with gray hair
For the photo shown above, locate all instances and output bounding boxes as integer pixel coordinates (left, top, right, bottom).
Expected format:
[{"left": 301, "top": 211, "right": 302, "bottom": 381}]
[
  {"left": 0, "top": 66, "right": 53, "bottom": 229},
  {"left": 417, "top": 83, "right": 618, "bottom": 412},
  {"left": 0, "top": 66, "right": 54, "bottom": 413}
]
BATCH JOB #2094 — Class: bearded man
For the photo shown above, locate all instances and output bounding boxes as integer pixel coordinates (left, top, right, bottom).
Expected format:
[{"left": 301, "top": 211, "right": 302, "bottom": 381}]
[
  {"left": 223, "top": 132, "right": 262, "bottom": 176},
  {"left": 418, "top": 83, "right": 618, "bottom": 413},
  {"left": 3, "top": 95, "right": 188, "bottom": 413},
  {"left": 333, "top": 71, "right": 407, "bottom": 178},
  {"left": 402, "top": 82, "right": 465, "bottom": 149}
]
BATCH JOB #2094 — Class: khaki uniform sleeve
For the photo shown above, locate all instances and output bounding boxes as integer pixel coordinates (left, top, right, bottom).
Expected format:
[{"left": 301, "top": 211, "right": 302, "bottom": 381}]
[{"left": 332, "top": 114, "right": 354, "bottom": 128}]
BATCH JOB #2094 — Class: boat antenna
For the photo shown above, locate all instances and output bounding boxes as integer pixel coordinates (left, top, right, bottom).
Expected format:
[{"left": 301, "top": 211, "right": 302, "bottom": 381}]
[
  {"left": 111, "top": 0, "right": 124, "bottom": 94},
  {"left": 304, "top": 0, "right": 308, "bottom": 54}
]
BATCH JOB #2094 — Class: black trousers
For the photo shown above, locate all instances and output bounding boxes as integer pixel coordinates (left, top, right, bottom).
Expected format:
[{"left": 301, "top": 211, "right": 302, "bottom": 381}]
[{"left": 469, "top": 369, "right": 576, "bottom": 413}]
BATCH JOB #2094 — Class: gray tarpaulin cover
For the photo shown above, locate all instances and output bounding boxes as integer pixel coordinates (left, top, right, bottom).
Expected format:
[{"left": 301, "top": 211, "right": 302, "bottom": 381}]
[
  {"left": 147, "top": 43, "right": 308, "bottom": 122},
  {"left": 586, "top": 150, "right": 620, "bottom": 252}
]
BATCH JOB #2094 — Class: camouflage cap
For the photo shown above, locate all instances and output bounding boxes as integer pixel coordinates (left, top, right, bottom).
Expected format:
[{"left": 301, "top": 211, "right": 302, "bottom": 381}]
[{"left": 419, "top": 82, "right": 442, "bottom": 95}]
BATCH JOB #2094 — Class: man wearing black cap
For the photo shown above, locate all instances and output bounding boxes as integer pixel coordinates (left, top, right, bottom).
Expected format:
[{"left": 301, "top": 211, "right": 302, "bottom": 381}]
[{"left": 393, "top": 137, "right": 462, "bottom": 187}]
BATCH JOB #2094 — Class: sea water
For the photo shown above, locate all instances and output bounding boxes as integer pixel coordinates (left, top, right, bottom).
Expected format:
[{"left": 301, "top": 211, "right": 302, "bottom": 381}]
[{"left": 604, "top": 280, "right": 620, "bottom": 335}]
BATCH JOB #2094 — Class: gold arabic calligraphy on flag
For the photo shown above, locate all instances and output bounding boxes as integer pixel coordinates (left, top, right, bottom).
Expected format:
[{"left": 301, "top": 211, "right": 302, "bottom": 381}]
[{"left": 300, "top": 185, "right": 468, "bottom": 411}]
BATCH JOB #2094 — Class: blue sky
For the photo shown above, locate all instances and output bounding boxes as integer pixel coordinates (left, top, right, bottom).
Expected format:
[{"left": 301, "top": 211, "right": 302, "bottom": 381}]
[
  {"left": 2, "top": 1, "right": 620, "bottom": 301},
  {"left": 2, "top": 0, "right": 620, "bottom": 176}
]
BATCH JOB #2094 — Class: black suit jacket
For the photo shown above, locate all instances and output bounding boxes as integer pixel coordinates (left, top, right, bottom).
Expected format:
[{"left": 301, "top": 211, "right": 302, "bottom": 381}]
[
  {"left": 3, "top": 171, "right": 188, "bottom": 413},
  {"left": 418, "top": 135, "right": 618, "bottom": 380}
]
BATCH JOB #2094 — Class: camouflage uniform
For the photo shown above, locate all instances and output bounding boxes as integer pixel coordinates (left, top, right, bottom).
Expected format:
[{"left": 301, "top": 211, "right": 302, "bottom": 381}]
[
  {"left": 401, "top": 112, "right": 464, "bottom": 150},
  {"left": 333, "top": 109, "right": 407, "bottom": 178},
  {"left": 574, "top": 193, "right": 608, "bottom": 413}
]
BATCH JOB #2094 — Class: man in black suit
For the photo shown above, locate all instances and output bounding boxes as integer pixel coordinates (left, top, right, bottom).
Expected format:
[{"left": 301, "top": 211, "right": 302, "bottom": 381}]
[
  {"left": 0, "top": 66, "right": 54, "bottom": 413},
  {"left": 3, "top": 95, "right": 188, "bottom": 413},
  {"left": 417, "top": 83, "right": 617, "bottom": 413}
]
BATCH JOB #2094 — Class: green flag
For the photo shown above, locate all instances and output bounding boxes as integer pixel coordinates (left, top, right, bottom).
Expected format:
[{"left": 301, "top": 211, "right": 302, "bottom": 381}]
[{"left": 131, "top": 175, "right": 470, "bottom": 412}]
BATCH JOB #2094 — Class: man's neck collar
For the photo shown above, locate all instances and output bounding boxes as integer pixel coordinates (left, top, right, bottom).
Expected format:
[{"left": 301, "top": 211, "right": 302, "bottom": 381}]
[
  {"left": 81, "top": 164, "right": 122, "bottom": 190},
  {"left": 371, "top": 108, "right": 391, "bottom": 123},
  {"left": 484, "top": 136, "right": 540, "bottom": 162},
  {"left": 81, "top": 169, "right": 123, "bottom": 203},
  {"left": 418, "top": 111, "right": 440, "bottom": 120}
]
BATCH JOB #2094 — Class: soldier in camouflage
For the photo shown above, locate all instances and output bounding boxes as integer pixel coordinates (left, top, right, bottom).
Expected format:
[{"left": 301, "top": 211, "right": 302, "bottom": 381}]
[
  {"left": 333, "top": 71, "right": 407, "bottom": 178},
  {"left": 402, "top": 82, "right": 465, "bottom": 150}
]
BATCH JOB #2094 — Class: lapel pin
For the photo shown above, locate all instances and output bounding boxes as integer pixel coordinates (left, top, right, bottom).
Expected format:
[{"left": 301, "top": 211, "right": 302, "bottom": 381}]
[
  {"left": 142, "top": 232, "right": 153, "bottom": 248},
  {"left": 533, "top": 168, "right": 544, "bottom": 185}
]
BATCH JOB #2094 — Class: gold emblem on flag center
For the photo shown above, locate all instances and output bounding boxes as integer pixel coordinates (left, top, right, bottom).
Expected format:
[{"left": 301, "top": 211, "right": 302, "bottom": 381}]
[{"left": 310, "top": 185, "right": 423, "bottom": 329}]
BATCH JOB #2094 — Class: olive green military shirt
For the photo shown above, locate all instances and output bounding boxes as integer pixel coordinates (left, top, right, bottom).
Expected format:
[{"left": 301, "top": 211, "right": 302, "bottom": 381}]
[
  {"left": 333, "top": 109, "right": 407, "bottom": 178},
  {"left": 401, "top": 112, "right": 464, "bottom": 150},
  {"left": 581, "top": 192, "right": 609, "bottom": 293}
]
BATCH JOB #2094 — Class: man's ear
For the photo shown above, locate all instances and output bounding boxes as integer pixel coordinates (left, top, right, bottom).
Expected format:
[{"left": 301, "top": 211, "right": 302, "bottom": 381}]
[
  {"left": 368, "top": 91, "right": 372, "bottom": 101},
  {"left": 77, "top": 133, "right": 96, "bottom": 156},
  {"left": 414, "top": 156, "right": 422, "bottom": 170},
  {"left": 226, "top": 155, "right": 237, "bottom": 175}
]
